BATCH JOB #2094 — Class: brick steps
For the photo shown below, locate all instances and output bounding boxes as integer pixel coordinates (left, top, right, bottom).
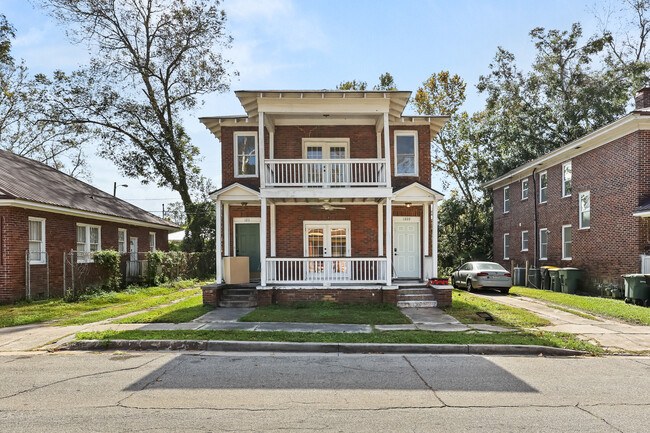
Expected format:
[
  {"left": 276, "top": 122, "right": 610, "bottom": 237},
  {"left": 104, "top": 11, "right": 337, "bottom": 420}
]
[
  {"left": 396, "top": 285, "right": 437, "bottom": 308},
  {"left": 218, "top": 287, "right": 257, "bottom": 308}
]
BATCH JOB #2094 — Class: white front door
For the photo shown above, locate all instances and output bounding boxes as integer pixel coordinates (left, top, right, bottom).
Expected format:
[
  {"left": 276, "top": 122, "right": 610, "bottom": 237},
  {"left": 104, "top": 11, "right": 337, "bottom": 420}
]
[{"left": 394, "top": 219, "right": 420, "bottom": 279}]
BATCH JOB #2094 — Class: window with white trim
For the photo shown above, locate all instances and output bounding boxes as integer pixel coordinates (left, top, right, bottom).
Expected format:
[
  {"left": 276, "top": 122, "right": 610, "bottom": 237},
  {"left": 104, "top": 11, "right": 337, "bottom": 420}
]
[
  {"left": 539, "top": 228, "right": 548, "bottom": 260},
  {"left": 562, "top": 225, "right": 572, "bottom": 260},
  {"left": 539, "top": 171, "right": 548, "bottom": 203},
  {"left": 521, "top": 179, "right": 529, "bottom": 200},
  {"left": 503, "top": 233, "right": 510, "bottom": 259},
  {"left": 579, "top": 191, "right": 591, "bottom": 229},
  {"left": 234, "top": 131, "right": 258, "bottom": 177},
  {"left": 503, "top": 186, "right": 510, "bottom": 213},
  {"left": 118, "top": 229, "right": 127, "bottom": 254},
  {"left": 28, "top": 217, "right": 46, "bottom": 264},
  {"left": 394, "top": 131, "right": 418, "bottom": 176},
  {"left": 521, "top": 230, "right": 529, "bottom": 251},
  {"left": 562, "top": 162, "right": 572, "bottom": 197},
  {"left": 149, "top": 232, "right": 156, "bottom": 252},
  {"left": 77, "top": 224, "right": 101, "bottom": 262}
]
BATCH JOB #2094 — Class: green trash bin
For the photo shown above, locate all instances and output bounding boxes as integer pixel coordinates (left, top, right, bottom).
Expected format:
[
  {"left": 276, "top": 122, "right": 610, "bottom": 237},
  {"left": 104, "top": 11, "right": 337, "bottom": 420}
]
[
  {"left": 622, "top": 274, "right": 650, "bottom": 306},
  {"left": 558, "top": 268, "right": 581, "bottom": 294},
  {"left": 548, "top": 269, "right": 560, "bottom": 292}
]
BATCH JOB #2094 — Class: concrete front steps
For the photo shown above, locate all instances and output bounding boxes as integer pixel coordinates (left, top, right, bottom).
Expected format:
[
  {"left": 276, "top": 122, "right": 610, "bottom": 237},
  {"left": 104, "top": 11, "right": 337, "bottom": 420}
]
[
  {"left": 218, "top": 287, "right": 258, "bottom": 308},
  {"left": 396, "top": 285, "right": 437, "bottom": 308}
]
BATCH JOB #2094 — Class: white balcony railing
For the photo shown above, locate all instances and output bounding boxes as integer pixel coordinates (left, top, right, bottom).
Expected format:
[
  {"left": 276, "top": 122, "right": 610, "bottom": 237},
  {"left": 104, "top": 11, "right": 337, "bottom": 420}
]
[
  {"left": 266, "top": 257, "right": 387, "bottom": 284},
  {"left": 264, "top": 159, "right": 387, "bottom": 187}
]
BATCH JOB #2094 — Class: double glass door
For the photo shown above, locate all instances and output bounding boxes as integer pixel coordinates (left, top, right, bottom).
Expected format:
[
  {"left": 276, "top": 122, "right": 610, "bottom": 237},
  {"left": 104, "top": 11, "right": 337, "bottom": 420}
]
[
  {"left": 305, "top": 222, "right": 350, "bottom": 278},
  {"left": 304, "top": 141, "right": 348, "bottom": 185}
]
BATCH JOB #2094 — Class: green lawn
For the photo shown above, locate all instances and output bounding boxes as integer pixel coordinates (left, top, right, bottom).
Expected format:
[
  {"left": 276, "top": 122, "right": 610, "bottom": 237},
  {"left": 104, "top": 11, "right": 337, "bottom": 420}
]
[
  {"left": 442, "top": 289, "right": 551, "bottom": 328},
  {"left": 510, "top": 286, "right": 650, "bottom": 326},
  {"left": 0, "top": 280, "right": 198, "bottom": 328},
  {"left": 75, "top": 329, "right": 602, "bottom": 354},
  {"left": 114, "top": 295, "right": 213, "bottom": 324},
  {"left": 239, "top": 301, "right": 411, "bottom": 325}
]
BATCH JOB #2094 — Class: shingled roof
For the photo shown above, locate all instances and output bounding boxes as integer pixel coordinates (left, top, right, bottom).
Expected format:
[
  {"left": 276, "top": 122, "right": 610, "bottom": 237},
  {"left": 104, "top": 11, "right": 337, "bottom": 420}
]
[{"left": 0, "top": 150, "right": 177, "bottom": 229}]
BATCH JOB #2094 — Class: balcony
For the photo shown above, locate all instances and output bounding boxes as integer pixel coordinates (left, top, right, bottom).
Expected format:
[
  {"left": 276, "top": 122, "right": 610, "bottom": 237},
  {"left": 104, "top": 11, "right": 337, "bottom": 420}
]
[
  {"left": 266, "top": 257, "right": 388, "bottom": 284},
  {"left": 264, "top": 159, "right": 387, "bottom": 187}
]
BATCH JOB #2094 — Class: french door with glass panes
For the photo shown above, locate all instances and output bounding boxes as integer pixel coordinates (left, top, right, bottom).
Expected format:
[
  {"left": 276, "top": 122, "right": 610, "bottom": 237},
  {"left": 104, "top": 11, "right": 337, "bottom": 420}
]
[
  {"left": 304, "top": 221, "right": 351, "bottom": 280},
  {"left": 302, "top": 139, "right": 349, "bottom": 185}
]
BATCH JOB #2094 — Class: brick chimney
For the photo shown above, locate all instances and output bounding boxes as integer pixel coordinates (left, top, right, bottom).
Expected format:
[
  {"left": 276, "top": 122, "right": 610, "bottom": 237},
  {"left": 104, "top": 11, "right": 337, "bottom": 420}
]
[{"left": 635, "top": 87, "right": 650, "bottom": 109}]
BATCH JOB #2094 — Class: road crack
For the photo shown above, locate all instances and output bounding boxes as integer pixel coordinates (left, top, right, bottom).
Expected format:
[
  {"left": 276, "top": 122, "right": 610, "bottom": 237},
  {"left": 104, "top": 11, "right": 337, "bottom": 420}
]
[
  {"left": 576, "top": 403, "right": 624, "bottom": 432},
  {"left": 402, "top": 355, "right": 447, "bottom": 407}
]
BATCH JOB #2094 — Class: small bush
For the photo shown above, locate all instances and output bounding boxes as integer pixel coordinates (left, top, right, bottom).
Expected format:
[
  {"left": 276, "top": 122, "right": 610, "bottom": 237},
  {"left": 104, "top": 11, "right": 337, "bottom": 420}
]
[{"left": 93, "top": 250, "right": 123, "bottom": 292}]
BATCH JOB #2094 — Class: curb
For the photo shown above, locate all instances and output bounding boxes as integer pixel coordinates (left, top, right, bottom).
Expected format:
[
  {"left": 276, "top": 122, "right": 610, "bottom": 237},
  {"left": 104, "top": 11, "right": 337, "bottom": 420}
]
[{"left": 62, "top": 339, "right": 586, "bottom": 356}]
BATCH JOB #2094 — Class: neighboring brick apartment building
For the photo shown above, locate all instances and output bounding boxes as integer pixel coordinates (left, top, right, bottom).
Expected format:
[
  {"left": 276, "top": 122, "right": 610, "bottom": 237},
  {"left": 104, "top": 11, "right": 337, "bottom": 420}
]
[
  {"left": 200, "top": 90, "right": 449, "bottom": 304},
  {"left": 484, "top": 88, "right": 650, "bottom": 292},
  {"left": 0, "top": 150, "right": 178, "bottom": 303}
]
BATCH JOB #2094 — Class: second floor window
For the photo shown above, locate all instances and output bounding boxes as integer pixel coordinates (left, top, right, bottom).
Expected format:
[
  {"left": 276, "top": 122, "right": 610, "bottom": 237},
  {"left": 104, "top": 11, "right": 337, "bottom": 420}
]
[
  {"left": 503, "top": 186, "right": 510, "bottom": 213},
  {"left": 521, "top": 179, "right": 529, "bottom": 200},
  {"left": 562, "top": 162, "right": 572, "bottom": 197},
  {"left": 394, "top": 131, "right": 418, "bottom": 176},
  {"left": 580, "top": 191, "right": 591, "bottom": 229},
  {"left": 234, "top": 132, "right": 257, "bottom": 177},
  {"left": 540, "top": 171, "right": 548, "bottom": 203}
]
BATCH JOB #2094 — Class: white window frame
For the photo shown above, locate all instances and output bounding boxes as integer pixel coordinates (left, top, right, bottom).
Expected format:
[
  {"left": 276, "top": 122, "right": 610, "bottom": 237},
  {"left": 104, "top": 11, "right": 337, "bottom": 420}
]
[
  {"left": 579, "top": 191, "right": 591, "bottom": 229},
  {"left": 521, "top": 230, "right": 529, "bottom": 252},
  {"left": 562, "top": 225, "right": 572, "bottom": 260},
  {"left": 77, "top": 223, "right": 101, "bottom": 263},
  {"left": 539, "top": 171, "right": 548, "bottom": 203},
  {"left": 521, "top": 179, "right": 529, "bottom": 200},
  {"left": 303, "top": 220, "right": 352, "bottom": 257},
  {"left": 118, "top": 228, "right": 127, "bottom": 254},
  {"left": 503, "top": 233, "right": 510, "bottom": 260},
  {"left": 394, "top": 130, "right": 419, "bottom": 177},
  {"left": 562, "top": 161, "right": 572, "bottom": 197},
  {"left": 539, "top": 228, "right": 548, "bottom": 260},
  {"left": 28, "top": 217, "right": 46, "bottom": 265},
  {"left": 503, "top": 186, "right": 510, "bottom": 213},
  {"left": 149, "top": 232, "right": 156, "bottom": 252},
  {"left": 233, "top": 131, "right": 258, "bottom": 178},
  {"left": 301, "top": 138, "right": 350, "bottom": 159}
]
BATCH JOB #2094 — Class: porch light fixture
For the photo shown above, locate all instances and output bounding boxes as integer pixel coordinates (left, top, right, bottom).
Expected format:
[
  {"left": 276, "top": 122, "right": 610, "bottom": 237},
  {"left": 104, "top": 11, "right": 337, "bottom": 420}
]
[
  {"left": 405, "top": 202, "right": 412, "bottom": 208},
  {"left": 241, "top": 202, "right": 248, "bottom": 209}
]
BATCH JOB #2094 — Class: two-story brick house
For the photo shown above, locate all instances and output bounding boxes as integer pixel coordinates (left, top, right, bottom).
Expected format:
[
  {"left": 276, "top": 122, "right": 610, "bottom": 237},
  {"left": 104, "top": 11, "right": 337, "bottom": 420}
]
[
  {"left": 484, "top": 88, "right": 650, "bottom": 293},
  {"left": 200, "top": 90, "right": 449, "bottom": 305}
]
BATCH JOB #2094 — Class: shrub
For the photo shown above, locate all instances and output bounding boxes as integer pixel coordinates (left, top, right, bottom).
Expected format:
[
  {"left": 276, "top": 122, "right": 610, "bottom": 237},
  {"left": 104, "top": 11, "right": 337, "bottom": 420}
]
[{"left": 93, "top": 250, "right": 123, "bottom": 292}]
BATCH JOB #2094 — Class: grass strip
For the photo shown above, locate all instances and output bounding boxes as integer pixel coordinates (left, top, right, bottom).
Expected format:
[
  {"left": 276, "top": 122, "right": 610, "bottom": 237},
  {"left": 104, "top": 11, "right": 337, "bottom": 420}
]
[
  {"left": 55, "top": 288, "right": 202, "bottom": 326},
  {"left": 75, "top": 329, "right": 602, "bottom": 354},
  {"left": 442, "top": 290, "right": 551, "bottom": 328},
  {"left": 114, "top": 295, "right": 213, "bottom": 324},
  {"left": 510, "top": 286, "right": 650, "bottom": 326},
  {"left": 239, "top": 301, "right": 411, "bottom": 325},
  {"left": 0, "top": 280, "right": 198, "bottom": 328},
  {"left": 548, "top": 305, "right": 602, "bottom": 321}
]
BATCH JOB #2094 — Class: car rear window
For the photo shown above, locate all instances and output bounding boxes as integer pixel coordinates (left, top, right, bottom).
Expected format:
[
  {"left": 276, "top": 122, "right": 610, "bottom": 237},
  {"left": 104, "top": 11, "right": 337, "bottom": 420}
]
[{"left": 479, "top": 263, "right": 506, "bottom": 271}]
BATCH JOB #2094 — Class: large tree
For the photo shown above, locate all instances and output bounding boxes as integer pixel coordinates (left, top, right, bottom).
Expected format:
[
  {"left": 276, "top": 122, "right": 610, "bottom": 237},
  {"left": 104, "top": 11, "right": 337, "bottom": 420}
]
[{"left": 39, "top": 0, "right": 235, "bottom": 219}]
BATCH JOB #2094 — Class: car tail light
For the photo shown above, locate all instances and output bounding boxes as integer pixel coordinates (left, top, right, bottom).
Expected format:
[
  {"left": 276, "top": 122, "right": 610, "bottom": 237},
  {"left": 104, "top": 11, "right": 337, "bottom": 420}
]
[
  {"left": 477, "top": 272, "right": 488, "bottom": 276},
  {"left": 504, "top": 273, "right": 511, "bottom": 277}
]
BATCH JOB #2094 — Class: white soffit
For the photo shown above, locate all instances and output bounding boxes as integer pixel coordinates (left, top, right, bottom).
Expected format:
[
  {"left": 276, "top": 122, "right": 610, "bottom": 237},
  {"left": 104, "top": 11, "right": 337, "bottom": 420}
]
[{"left": 210, "top": 183, "right": 260, "bottom": 202}]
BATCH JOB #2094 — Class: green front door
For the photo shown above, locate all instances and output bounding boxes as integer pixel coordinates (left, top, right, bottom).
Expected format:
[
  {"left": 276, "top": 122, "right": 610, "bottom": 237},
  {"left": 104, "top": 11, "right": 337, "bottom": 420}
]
[{"left": 235, "top": 223, "right": 260, "bottom": 277}]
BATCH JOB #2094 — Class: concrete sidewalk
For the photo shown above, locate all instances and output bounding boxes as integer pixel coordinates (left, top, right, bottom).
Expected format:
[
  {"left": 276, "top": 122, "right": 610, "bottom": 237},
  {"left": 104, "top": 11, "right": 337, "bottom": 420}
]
[{"left": 471, "top": 292, "right": 650, "bottom": 352}]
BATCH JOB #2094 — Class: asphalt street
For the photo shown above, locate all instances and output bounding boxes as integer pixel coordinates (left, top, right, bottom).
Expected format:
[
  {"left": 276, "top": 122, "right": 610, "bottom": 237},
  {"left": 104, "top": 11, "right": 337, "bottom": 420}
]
[{"left": 1, "top": 351, "right": 649, "bottom": 432}]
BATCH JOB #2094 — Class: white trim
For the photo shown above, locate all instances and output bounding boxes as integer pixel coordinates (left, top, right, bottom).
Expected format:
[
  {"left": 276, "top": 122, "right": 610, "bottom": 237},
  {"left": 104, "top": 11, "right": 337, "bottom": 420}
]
[
  {"left": 233, "top": 217, "right": 262, "bottom": 258},
  {"left": 562, "top": 225, "right": 572, "bottom": 260},
  {"left": 539, "top": 228, "right": 548, "bottom": 260},
  {"left": 223, "top": 204, "right": 230, "bottom": 256},
  {"left": 562, "top": 161, "right": 572, "bottom": 197},
  {"left": 215, "top": 200, "right": 222, "bottom": 283},
  {"left": 270, "top": 203, "right": 276, "bottom": 257},
  {"left": 521, "top": 230, "right": 529, "bottom": 252},
  {"left": 378, "top": 203, "right": 383, "bottom": 256},
  {"left": 149, "top": 232, "right": 156, "bottom": 252},
  {"left": 0, "top": 200, "right": 175, "bottom": 231},
  {"left": 385, "top": 198, "right": 392, "bottom": 284},
  {"left": 301, "top": 138, "right": 350, "bottom": 158},
  {"left": 303, "top": 220, "right": 352, "bottom": 257},
  {"left": 539, "top": 171, "right": 548, "bottom": 204},
  {"left": 424, "top": 203, "right": 430, "bottom": 256},
  {"left": 503, "top": 232, "right": 510, "bottom": 260},
  {"left": 233, "top": 131, "right": 259, "bottom": 178},
  {"left": 521, "top": 178, "right": 529, "bottom": 200},
  {"left": 503, "top": 185, "right": 510, "bottom": 213},
  {"left": 28, "top": 217, "right": 46, "bottom": 265},
  {"left": 579, "top": 191, "right": 591, "bottom": 229},
  {"left": 76, "top": 223, "right": 102, "bottom": 263},
  {"left": 394, "top": 130, "right": 419, "bottom": 177},
  {"left": 117, "top": 228, "right": 127, "bottom": 254}
]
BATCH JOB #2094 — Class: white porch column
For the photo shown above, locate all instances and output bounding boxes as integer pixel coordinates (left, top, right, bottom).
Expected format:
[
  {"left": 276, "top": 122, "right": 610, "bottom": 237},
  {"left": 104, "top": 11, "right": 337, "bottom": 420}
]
[
  {"left": 270, "top": 202, "right": 276, "bottom": 257},
  {"left": 224, "top": 203, "right": 230, "bottom": 256},
  {"left": 423, "top": 203, "right": 429, "bottom": 256},
  {"left": 215, "top": 199, "right": 223, "bottom": 283},
  {"left": 432, "top": 200, "right": 439, "bottom": 277},
  {"left": 260, "top": 197, "right": 267, "bottom": 286},
  {"left": 270, "top": 131, "right": 275, "bottom": 160},
  {"left": 383, "top": 112, "right": 391, "bottom": 188},
  {"left": 259, "top": 112, "right": 266, "bottom": 188},
  {"left": 385, "top": 198, "right": 392, "bottom": 285},
  {"left": 378, "top": 202, "right": 383, "bottom": 256}
]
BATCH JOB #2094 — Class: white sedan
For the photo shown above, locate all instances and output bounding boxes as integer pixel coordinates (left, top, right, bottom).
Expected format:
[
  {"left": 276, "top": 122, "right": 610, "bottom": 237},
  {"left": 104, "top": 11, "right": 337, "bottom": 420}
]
[{"left": 450, "top": 261, "right": 512, "bottom": 294}]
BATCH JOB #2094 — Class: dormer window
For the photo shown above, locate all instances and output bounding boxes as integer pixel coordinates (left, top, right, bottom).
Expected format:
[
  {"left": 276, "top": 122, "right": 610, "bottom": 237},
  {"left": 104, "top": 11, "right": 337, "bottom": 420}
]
[{"left": 234, "top": 131, "right": 258, "bottom": 177}]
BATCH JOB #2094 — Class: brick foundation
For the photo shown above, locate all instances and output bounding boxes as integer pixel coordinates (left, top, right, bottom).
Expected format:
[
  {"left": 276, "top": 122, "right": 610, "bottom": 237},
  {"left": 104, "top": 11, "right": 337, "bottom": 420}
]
[
  {"left": 256, "top": 287, "right": 398, "bottom": 306},
  {"left": 430, "top": 285, "right": 452, "bottom": 307}
]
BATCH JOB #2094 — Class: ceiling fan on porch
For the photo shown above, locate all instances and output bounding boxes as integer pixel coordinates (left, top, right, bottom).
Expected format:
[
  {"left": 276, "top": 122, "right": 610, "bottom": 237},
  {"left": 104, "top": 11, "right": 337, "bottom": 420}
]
[{"left": 312, "top": 200, "right": 346, "bottom": 211}]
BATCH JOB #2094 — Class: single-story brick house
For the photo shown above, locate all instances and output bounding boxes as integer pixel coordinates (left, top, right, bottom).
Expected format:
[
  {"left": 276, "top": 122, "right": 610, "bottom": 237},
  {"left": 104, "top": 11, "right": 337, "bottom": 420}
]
[
  {"left": 0, "top": 149, "right": 178, "bottom": 303},
  {"left": 483, "top": 88, "right": 650, "bottom": 293}
]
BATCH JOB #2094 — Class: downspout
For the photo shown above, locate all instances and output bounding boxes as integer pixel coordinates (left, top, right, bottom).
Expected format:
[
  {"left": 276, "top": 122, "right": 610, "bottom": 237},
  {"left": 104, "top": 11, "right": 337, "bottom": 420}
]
[{"left": 532, "top": 168, "right": 538, "bottom": 270}]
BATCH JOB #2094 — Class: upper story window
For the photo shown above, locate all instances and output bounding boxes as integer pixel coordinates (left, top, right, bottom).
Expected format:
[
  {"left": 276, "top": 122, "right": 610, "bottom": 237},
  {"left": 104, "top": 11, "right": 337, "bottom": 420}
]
[
  {"left": 118, "top": 229, "right": 127, "bottom": 254},
  {"left": 503, "top": 186, "right": 510, "bottom": 213},
  {"left": 394, "top": 131, "right": 418, "bottom": 176},
  {"left": 77, "top": 224, "right": 101, "bottom": 263},
  {"left": 539, "top": 171, "right": 548, "bottom": 203},
  {"left": 521, "top": 179, "right": 529, "bottom": 200},
  {"left": 149, "top": 232, "right": 156, "bottom": 252},
  {"left": 580, "top": 191, "right": 591, "bottom": 229},
  {"left": 562, "top": 162, "right": 572, "bottom": 197},
  {"left": 28, "top": 217, "right": 46, "bottom": 264},
  {"left": 234, "top": 131, "right": 258, "bottom": 178}
]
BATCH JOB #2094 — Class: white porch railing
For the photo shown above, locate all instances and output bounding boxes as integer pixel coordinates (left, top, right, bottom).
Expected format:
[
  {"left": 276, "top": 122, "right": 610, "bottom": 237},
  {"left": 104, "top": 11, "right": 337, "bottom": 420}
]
[
  {"left": 266, "top": 257, "right": 388, "bottom": 284},
  {"left": 264, "top": 159, "right": 387, "bottom": 187}
]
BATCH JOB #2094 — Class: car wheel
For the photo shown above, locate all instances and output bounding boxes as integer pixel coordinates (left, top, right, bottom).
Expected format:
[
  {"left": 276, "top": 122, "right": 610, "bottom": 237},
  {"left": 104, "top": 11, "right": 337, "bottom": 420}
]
[
  {"left": 467, "top": 280, "right": 473, "bottom": 292},
  {"left": 500, "top": 288, "right": 510, "bottom": 295},
  {"left": 451, "top": 277, "right": 458, "bottom": 289}
]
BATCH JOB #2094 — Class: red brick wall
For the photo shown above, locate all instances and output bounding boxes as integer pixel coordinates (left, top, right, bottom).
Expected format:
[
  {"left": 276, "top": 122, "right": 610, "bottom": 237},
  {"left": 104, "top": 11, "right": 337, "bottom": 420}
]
[
  {"left": 492, "top": 130, "right": 649, "bottom": 290},
  {"left": 0, "top": 206, "right": 170, "bottom": 303}
]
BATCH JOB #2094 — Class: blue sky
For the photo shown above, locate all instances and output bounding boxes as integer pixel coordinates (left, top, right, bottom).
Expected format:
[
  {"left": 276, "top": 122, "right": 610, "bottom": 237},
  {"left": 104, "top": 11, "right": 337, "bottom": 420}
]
[{"left": 1, "top": 0, "right": 608, "bottom": 217}]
